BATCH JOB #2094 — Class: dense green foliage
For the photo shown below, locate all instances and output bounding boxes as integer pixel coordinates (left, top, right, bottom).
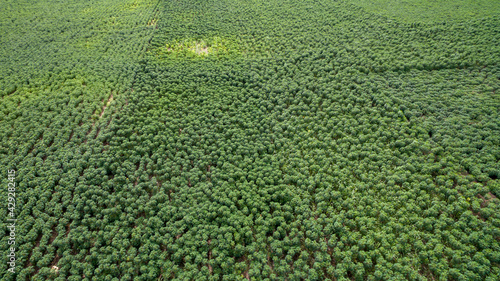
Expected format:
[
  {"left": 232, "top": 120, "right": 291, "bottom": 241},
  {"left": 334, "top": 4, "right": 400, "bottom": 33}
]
[
  {"left": 352, "top": 0, "right": 500, "bottom": 23},
  {"left": 1, "top": 0, "right": 499, "bottom": 280}
]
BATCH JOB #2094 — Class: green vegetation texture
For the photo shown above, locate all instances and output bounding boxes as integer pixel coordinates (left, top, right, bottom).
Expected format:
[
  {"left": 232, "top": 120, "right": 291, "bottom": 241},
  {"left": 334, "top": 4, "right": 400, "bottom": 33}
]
[
  {"left": 0, "top": 0, "right": 499, "bottom": 280},
  {"left": 351, "top": 0, "right": 500, "bottom": 22}
]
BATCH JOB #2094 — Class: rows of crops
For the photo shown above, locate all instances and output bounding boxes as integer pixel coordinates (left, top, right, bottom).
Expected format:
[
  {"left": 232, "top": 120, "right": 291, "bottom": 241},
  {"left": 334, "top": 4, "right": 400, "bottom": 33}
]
[
  {"left": 1, "top": 0, "right": 499, "bottom": 280},
  {"left": 0, "top": 0, "right": 161, "bottom": 280}
]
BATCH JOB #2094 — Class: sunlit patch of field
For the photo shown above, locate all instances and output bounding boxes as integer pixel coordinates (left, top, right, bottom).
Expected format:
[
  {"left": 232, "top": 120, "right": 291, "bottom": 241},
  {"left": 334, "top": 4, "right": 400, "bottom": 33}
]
[
  {"left": 123, "top": 0, "right": 154, "bottom": 11},
  {"left": 152, "top": 37, "right": 242, "bottom": 58},
  {"left": 147, "top": 18, "right": 157, "bottom": 27}
]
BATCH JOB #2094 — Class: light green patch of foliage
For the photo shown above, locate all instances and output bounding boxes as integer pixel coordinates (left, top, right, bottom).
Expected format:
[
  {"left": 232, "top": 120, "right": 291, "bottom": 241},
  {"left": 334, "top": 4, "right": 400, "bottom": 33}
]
[{"left": 152, "top": 36, "right": 242, "bottom": 59}]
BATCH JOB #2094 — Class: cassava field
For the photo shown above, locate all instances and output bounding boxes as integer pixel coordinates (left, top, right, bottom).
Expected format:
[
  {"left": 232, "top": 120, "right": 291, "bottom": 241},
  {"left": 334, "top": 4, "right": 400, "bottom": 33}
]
[{"left": 1, "top": 0, "right": 499, "bottom": 280}]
